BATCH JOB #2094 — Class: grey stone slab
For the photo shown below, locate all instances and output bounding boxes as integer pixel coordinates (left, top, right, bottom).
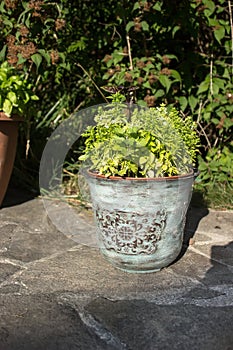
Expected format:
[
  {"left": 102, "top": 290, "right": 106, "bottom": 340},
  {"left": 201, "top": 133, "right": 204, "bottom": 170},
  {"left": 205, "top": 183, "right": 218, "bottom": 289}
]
[
  {"left": 184, "top": 207, "right": 233, "bottom": 245},
  {"left": 85, "top": 297, "right": 233, "bottom": 350},
  {"left": 0, "top": 293, "right": 110, "bottom": 350},
  {"left": 171, "top": 242, "right": 233, "bottom": 285},
  {"left": 0, "top": 198, "right": 55, "bottom": 233},
  {"left": 0, "top": 192, "right": 233, "bottom": 350},
  {"left": 0, "top": 213, "right": 76, "bottom": 263},
  {"left": 8, "top": 243, "right": 232, "bottom": 309},
  {"left": 0, "top": 227, "right": 76, "bottom": 263},
  {"left": 42, "top": 199, "right": 97, "bottom": 247},
  {"left": 190, "top": 241, "right": 233, "bottom": 267},
  {"left": 0, "top": 263, "right": 20, "bottom": 284},
  {"left": 196, "top": 209, "right": 233, "bottom": 237},
  {"left": 6, "top": 246, "right": 204, "bottom": 300},
  {"left": 0, "top": 282, "right": 21, "bottom": 294},
  {"left": 169, "top": 248, "right": 214, "bottom": 282}
]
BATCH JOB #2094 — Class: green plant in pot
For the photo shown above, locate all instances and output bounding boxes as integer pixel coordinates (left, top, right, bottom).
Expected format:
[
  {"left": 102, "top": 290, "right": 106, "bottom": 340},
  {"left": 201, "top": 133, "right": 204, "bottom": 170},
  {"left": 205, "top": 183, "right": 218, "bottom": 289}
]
[
  {"left": 0, "top": 61, "right": 39, "bottom": 206},
  {"left": 79, "top": 93, "right": 199, "bottom": 273}
]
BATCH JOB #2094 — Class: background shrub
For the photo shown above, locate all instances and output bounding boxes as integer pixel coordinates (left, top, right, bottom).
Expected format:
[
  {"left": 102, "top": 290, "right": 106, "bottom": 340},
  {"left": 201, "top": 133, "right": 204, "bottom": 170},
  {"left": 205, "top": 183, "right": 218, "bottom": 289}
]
[{"left": 0, "top": 0, "right": 232, "bottom": 207}]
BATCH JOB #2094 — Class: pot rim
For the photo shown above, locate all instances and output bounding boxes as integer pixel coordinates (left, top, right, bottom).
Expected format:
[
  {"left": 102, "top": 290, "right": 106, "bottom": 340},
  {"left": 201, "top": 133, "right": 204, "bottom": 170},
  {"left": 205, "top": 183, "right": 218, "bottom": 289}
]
[
  {"left": 85, "top": 169, "right": 195, "bottom": 182},
  {"left": 0, "top": 112, "right": 24, "bottom": 122}
]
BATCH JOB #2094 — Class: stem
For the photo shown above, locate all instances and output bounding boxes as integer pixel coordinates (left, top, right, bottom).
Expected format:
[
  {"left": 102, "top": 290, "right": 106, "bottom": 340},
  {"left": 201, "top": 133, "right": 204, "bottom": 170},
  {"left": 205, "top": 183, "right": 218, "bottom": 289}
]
[
  {"left": 25, "top": 121, "right": 31, "bottom": 159},
  {"left": 228, "top": 0, "right": 233, "bottom": 77},
  {"left": 197, "top": 98, "right": 209, "bottom": 123},
  {"left": 197, "top": 121, "right": 211, "bottom": 149},
  {"left": 197, "top": 100, "right": 203, "bottom": 124},
  {"left": 76, "top": 63, "right": 108, "bottom": 102},
  {"left": 210, "top": 53, "right": 213, "bottom": 96},
  {"left": 74, "top": 100, "right": 85, "bottom": 112},
  {"left": 36, "top": 98, "right": 62, "bottom": 129},
  {"left": 126, "top": 34, "right": 133, "bottom": 71}
]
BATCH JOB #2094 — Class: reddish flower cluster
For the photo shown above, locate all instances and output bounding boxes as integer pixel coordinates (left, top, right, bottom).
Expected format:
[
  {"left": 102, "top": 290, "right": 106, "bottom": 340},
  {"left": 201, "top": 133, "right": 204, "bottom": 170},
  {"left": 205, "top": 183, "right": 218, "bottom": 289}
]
[
  {"left": 138, "top": 1, "right": 152, "bottom": 12},
  {"left": 162, "top": 55, "right": 171, "bottom": 65},
  {"left": 28, "top": 0, "right": 44, "bottom": 17},
  {"left": 136, "top": 60, "right": 146, "bottom": 69},
  {"left": 137, "top": 77, "right": 144, "bottom": 85},
  {"left": 148, "top": 73, "right": 157, "bottom": 84},
  {"left": 21, "top": 42, "right": 37, "bottom": 59},
  {"left": 6, "top": 25, "right": 37, "bottom": 66},
  {"left": 133, "top": 17, "right": 142, "bottom": 32},
  {"left": 50, "top": 49, "right": 59, "bottom": 65},
  {"left": 55, "top": 18, "right": 66, "bottom": 31},
  {"left": 144, "top": 91, "right": 156, "bottom": 107},
  {"left": 103, "top": 54, "right": 112, "bottom": 63},
  {"left": 160, "top": 68, "right": 171, "bottom": 75},
  {"left": 19, "top": 25, "right": 29, "bottom": 38},
  {"left": 4, "top": 0, "right": 18, "bottom": 10},
  {"left": 124, "top": 72, "right": 133, "bottom": 83},
  {"left": 141, "top": 1, "right": 152, "bottom": 12}
]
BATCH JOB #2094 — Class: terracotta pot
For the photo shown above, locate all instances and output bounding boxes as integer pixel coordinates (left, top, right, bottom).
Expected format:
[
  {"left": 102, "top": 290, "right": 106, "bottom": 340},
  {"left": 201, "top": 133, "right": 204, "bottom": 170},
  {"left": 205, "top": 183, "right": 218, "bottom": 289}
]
[
  {"left": 0, "top": 113, "right": 23, "bottom": 207},
  {"left": 86, "top": 170, "right": 194, "bottom": 273}
]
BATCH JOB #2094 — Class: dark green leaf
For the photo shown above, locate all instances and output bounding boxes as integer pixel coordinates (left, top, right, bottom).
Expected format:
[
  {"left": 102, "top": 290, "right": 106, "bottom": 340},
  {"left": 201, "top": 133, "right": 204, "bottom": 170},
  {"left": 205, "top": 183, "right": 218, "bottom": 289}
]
[
  {"left": 31, "top": 53, "right": 42, "bottom": 71},
  {"left": 214, "top": 26, "right": 225, "bottom": 44},
  {"left": 159, "top": 75, "right": 171, "bottom": 93},
  {"left": 126, "top": 21, "right": 134, "bottom": 32}
]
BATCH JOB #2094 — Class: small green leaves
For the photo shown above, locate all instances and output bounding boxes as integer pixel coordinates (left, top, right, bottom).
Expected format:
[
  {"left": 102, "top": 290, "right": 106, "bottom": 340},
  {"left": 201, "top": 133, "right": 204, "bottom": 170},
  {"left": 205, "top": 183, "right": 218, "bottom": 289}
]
[
  {"left": 0, "top": 61, "right": 39, "bottom": 117},
  {"left": 7, "top": 91, "right": 17, "bottom": 104},
  {"left": 141, "top": 21, "right": 149, "bottom": 31},
  {"left": 197, "top": 147, "right": 233, "bottom": 188},
  {"left": 159, "top": 75, "right": 171, "bottom": 93},
  {"left": 79, "top": 104, "right": 199, "bottom": 178},
  {"left": 126, "top": 21, "right": 135, "bottom": 33},
  {"left": 213, "top": 26, "right": 225, "bottom": 44},
  {"left": 0, "top": 45, "right": 7, "bottom": 61},
  {"left": 188, "top": 95, "right": 198, "bottom": 113},
  {"left": 203, "top": 0, "right": 215, "bottom": 16},
  {"left": 178, "top": 96, "right": 188, "bottom": 111},
  {"left": 153, "top": 2, "right": 162, "bottom": 11},
  {"left": 31, "top": 53, "right": 43, "bottom": 71},
  {"left": 37, "top": 49, "right": 51, "bottom": 65},
  {"left": 197, "top": 79, "right": 210, "bottom": 95},
  {"left": 2, "top": 99, "right": 12, "bottom": 116}
]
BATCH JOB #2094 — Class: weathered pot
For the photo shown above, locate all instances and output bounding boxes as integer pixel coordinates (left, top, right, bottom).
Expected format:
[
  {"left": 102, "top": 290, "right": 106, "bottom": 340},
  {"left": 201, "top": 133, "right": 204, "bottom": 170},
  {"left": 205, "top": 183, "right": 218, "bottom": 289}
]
[
  {"left": 86, "top": 171, "right": 194, "bottom": 273},
  {"left": 0, "top": 113, "right": 22, "bottom": 207}
]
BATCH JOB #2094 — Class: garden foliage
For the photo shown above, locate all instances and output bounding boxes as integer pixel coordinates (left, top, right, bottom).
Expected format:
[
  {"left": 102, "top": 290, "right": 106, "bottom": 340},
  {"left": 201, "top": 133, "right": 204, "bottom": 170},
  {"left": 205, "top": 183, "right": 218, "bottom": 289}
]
[
  {"left": 79, "top": 103, "right": 199, "bottom": 178},
  {"left": 0, "top": 0, "right": 232, "bottom": 196}
]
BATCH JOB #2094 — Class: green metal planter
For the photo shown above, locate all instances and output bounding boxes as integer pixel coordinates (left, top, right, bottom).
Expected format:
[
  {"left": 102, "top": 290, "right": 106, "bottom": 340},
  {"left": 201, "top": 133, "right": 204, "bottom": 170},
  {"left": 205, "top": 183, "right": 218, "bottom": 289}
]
[{"left": 86, "top": 171, "right": 194, "bottom": 273}]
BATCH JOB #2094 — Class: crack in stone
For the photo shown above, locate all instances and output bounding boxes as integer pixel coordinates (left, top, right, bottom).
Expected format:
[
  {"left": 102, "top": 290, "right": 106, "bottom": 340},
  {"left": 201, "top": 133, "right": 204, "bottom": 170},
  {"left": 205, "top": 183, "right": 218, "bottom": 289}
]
[
  {"left": 0, "top": 258, "right": 27, "bottom": 268},
  {"left": 0, "top": 268, "right": 27, "bottom": 290},
  {"left": 78, "top": 310, "right": 129, "bottom": 350},
  {"left": 57, "top": 293, "right": 129, "bottom": 350},
  {"left": 0, "top": 247, "right": 83, "bottom": 292},
  {"left": 0, "top": 245, "right": 81, "bottom": 268},
  {"left": 189, "top": 246, "right": 233, "bottom": 271},
  {"left": 24, "top": 246, "right": 82, "bottom": 265}
]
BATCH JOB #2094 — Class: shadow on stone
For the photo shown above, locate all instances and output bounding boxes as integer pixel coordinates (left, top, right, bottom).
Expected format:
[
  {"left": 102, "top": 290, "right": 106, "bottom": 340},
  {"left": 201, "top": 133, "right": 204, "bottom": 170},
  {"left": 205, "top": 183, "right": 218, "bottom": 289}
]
[
  {"left": 0, "top": 293, "right": 110, "bottom": 350},
  {"left": 188, "top": 241, "right": 233, "bottom": 297},
  {"left": 1, "top": 185, "right": 36, "bottom": 208},
  {"left": 86, "top": 298, "right": 233, "bottom": 350},
  {"left": 175, "top": 182, "right": 210, "bottom": 263},
  {"left": 184, "top": 188, "right": 209, "bottom": 247},
  {"left": 84, "top": 241, "right": 233, "bottom": 350}
]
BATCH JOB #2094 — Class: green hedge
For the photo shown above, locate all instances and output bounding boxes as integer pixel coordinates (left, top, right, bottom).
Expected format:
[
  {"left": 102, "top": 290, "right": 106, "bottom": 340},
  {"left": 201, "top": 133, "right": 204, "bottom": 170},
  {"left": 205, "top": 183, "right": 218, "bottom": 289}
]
[{"left": 0, "top": 0, "right": 232, "bottom": 203}]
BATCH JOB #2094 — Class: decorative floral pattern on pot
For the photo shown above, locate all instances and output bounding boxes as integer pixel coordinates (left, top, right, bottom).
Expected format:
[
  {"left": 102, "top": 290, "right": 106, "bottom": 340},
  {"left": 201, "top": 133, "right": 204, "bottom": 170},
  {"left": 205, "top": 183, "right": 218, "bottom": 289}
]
[{"left": 94, "top": 206, "right": 167, "bottom": 255}]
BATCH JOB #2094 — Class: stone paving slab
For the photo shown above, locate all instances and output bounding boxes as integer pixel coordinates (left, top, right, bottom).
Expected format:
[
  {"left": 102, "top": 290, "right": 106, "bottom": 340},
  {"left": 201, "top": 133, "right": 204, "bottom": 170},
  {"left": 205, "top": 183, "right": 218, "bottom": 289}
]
[
  {"left": 86, "top": 298, "right": 233, "bottom": 350},
  {"left": 0, "top": 193, "right": 232, "bottom": 349},
  {"left": 0, "top": 293, "right": 110, "bottom": 350}
]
